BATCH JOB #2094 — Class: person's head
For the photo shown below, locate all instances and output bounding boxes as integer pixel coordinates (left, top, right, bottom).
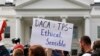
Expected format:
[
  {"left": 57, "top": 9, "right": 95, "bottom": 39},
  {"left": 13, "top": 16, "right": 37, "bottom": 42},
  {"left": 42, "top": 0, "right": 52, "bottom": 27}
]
[
  {"left": 29, "top": 45, "right": 46, "bottom": 56},
  {"left": 13, "top": 48, "right": 24, "bottom": 56},
  {"left": 12, "top": 38, "right": 20, "bottom": 44},
  {"left": 63, "top": 51, "right": 69, "bottom": 56},
  {"left": 79, "top": 36, "right": 91, "bottom": 52},
  {"left": 93, "top": 40, "right": 100, "bottom": 50}
]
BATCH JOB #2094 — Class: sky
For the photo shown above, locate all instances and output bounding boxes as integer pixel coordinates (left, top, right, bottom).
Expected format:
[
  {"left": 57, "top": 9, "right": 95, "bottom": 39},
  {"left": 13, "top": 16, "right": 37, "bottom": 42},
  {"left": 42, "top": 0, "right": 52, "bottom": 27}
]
[
  {"left": 95, "top": 0, "right": 100, "bottom": 2},
  {"left": 8, "top": 0, "right": 100, "bottom": 2}
]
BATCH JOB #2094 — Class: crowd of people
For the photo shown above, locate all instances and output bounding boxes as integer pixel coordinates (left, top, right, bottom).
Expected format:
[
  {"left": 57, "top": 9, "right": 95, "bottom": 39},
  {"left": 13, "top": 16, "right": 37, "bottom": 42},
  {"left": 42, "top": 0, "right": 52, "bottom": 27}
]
[{"left": 0, "top": 36, "right": 100, "bottom": 56}]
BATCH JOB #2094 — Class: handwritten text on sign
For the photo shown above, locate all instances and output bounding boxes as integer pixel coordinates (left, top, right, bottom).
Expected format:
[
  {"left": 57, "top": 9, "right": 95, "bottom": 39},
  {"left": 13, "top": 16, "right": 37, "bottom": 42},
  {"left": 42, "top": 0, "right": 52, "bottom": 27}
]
[{"left": 30, "top": 18, "right": 73, "bottom": 51}]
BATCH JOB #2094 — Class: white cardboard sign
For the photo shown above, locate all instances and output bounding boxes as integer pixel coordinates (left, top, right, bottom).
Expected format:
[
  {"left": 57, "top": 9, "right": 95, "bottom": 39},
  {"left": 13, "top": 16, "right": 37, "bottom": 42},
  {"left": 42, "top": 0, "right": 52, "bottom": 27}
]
[{"left": 30, "top": 18, "right": 74, "bottom": 51}]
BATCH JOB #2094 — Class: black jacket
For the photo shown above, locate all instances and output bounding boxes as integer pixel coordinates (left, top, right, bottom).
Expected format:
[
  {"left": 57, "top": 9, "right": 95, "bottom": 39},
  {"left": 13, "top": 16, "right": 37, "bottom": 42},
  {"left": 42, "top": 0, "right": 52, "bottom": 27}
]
[
  {"left": 92, "top": 49, "right": 100, "bottom": 56},
  {"left": 0, "top": 45, "right": 10, "bottom": 56}
]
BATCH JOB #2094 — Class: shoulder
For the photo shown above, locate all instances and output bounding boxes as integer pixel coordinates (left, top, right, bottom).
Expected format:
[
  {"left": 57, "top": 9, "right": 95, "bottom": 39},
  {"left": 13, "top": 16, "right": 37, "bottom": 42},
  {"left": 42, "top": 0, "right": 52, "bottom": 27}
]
[
  {"left": 0, "top": 45, "right": 10, "bottom": 56},
  {"left": 14, "top": 44, "right": 24, "bottom": 49},
  {"left": 82, "top": 53, "right": 91, "bottom": 56}
]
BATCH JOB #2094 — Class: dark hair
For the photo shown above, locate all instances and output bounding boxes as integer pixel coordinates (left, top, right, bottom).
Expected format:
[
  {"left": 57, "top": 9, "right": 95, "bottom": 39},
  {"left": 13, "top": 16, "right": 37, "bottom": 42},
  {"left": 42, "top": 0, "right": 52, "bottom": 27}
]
[
  {"left": 12, "top": 38, "right": 20, "bottom": 44},
  {"left": 93, "top": 40, "right": 100, "bottom": 50},
  {"left": 29, "top": 45, "right": 46, "bottom": 56},
  {"left": 63, "top": 51, "right": 69, "bottom": 56},
  {"left": 80, "top": 36, "right": 91, "bottom": 45}
]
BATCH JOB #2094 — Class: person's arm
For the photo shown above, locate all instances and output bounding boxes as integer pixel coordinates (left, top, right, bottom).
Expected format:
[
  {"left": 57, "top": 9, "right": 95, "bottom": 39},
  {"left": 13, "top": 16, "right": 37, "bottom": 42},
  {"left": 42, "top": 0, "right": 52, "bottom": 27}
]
[
  {"left": 61, "top": 50, "right": 64, "bottom": 56},
  {"left": 45, "top": 48, "right": 52, "bottom": 56}
]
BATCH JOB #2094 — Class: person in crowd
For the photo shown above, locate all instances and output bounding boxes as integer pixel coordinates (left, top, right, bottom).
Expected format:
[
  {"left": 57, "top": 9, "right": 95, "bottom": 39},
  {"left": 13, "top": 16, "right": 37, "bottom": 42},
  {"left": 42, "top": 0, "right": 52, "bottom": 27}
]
[
  {"left": 24, "top": 44, "right": 30, "bottom": 56},
  {"left": 0, "top": 20, "right": 10, "bottom": 56},
  {"left": 0, "top": 41, "right": 10, "bottom": 56},
  {"left": 11, "top": 38, "right": 24, "bottom": 56},
  {"left": 91, "top": 40, "right": 100, "bottom": 56},
  {"left": 63, "top": 51, "right": 70, "bottom": 56},
  {"left": 28, "top": 45, "right": 46, "bottom": 56},
  {"left": 52, "top": 49, "right": 64, "bottom": 56},
  {"left": 78, "top": 36, "right": 92, "bottom": 56},
  {"left": 13, "top": 48, "right": 24, "bottom": 56},
  {"left": 12, "top": 38, "right": 24, "bottom": 50}
]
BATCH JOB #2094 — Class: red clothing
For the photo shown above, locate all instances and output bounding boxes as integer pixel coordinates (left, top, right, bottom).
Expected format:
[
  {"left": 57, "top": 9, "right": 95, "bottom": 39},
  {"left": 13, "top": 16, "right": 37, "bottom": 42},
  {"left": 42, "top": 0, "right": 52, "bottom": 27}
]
[
  {"left": 0, "top": 20, "right": 7, "bottom": 41},
  {"left": 13, "top": 44, "right": 24, "bottom": 50}
]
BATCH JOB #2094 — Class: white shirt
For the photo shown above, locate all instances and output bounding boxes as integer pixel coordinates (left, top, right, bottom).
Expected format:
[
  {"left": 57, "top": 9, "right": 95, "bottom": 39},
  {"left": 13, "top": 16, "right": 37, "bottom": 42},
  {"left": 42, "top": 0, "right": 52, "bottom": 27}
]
[{"left": 82, "top": 53, "right": 91, "bottom": 56}]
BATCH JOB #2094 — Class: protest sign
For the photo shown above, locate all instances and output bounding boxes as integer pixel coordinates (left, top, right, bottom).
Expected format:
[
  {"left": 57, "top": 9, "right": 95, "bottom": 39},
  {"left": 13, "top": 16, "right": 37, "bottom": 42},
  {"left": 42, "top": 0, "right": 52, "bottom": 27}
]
[{"left": 30, "top": 18, "right": 73, "bottom": 51}]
